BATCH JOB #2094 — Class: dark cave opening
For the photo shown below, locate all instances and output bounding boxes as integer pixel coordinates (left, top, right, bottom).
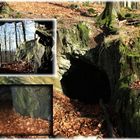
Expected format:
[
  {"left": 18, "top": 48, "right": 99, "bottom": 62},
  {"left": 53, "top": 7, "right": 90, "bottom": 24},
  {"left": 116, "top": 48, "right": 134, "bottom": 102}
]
[{"left": 61, "top": 56, "right": 111, "bottom": 104}]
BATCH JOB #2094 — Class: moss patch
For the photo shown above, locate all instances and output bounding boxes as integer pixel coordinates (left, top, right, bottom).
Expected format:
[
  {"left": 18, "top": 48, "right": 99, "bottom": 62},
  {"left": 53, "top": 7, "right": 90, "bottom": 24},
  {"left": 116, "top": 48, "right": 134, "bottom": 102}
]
[
  {"left": 77, "top": 22, "right": 90, "bottom": 48},
  {"left": 0, "top": 3, "right": 13, "bottom": 14}
]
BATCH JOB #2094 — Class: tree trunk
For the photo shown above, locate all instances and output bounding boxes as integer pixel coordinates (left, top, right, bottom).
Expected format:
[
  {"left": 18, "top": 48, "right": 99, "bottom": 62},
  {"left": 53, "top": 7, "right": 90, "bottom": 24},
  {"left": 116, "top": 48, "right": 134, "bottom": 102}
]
[
  {"left": 14, "top": 22, "right": 18, "bottom": 49},
  {"left": 0, "top": 44, "right": 2, "bottom": 65},
  {"left": 97, "top": 2, "right": 114, "bottom": 27},
  {"left": 4, "top": 25, "right": 7, "bottom": 62},
  {"left": 21, "top": 21, "right": 26, "bottom": 42},
  {"left": 18, "top": 28, "right": 21, "bottom": 44},
  {"left": 127, "top": 1, "right": 132, "bottom": 9},
  {"left": 97, "top": 2, "right": 123, "bottom": 30},
  {"left": 9, "top": 33, "right": 11, "bottom": 62}
]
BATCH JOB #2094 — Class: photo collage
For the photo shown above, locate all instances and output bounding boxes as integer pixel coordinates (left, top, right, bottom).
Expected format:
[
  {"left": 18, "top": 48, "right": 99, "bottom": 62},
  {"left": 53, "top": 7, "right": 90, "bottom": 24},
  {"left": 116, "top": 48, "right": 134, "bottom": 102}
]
[{"left": 0, "top": 1, "right": 140, "bottom": 139}]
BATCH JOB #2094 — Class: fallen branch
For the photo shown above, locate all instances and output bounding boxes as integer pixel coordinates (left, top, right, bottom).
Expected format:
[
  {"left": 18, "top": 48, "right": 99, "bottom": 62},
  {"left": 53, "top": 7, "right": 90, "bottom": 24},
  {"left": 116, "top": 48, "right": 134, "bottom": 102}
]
[{"left": 126, "top": 19, "right": 140, "bottom": 25}]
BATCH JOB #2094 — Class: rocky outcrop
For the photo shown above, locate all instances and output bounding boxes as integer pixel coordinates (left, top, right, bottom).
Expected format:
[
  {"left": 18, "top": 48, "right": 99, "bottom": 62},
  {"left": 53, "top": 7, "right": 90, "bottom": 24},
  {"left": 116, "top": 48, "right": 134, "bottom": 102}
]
[
  {"left": 11, "top": 85, "right": 53, "bottom": 119},
  {"left": 0, "top": 86, "right": 12, "bottom": 102},
  {"left": 0, "top": 19, "right": 140, "bottom": 137},
  {"left": 15, "top": 29, "right": 54, "bottom": 74},
  {"left": 58, "top": 21, "right": 140, "bottom": 136},
  {"left": 85, "top": 36, "right": 140, "bottom": 136},
  {"left": 57, "top": 21, "right": 91, "bottom": 79}
]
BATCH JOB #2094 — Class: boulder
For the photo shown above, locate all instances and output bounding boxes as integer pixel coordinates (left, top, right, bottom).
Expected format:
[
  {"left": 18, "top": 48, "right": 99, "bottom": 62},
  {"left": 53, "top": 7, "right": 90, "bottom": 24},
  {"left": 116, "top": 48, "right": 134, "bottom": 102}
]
[{"left": 11, "top": 85, "right": 53, "bottom": 120}]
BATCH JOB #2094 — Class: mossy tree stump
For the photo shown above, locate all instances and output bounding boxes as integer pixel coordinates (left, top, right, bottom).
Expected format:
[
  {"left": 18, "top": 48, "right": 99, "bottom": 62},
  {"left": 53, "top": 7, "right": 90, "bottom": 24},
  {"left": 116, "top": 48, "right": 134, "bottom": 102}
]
[{"left": 97, "top": 2, "right": 123, "bottom": 33}]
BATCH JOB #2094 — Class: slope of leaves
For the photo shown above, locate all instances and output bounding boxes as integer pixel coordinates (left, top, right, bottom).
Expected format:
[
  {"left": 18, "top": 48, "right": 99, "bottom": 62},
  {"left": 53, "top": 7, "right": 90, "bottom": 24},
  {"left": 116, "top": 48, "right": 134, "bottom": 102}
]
[{"left": 0, "top": 91, "right": 109, "bottom": 138}]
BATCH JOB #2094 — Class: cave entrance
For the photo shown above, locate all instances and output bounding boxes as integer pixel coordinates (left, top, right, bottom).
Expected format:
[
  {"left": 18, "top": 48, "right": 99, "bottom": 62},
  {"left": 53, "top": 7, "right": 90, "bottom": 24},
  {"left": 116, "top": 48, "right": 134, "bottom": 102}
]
[
  {"left": 61, "top": 56, "right": 111, "bottom": 104},
  {"left": 0, "top": 85, "right": 53, "bottom": 137}
]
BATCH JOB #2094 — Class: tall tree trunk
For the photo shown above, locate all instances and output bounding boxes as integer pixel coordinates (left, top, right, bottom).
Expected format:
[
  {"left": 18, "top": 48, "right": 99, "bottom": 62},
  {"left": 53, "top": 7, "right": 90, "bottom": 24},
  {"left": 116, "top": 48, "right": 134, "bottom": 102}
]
[
  {"left": 4, "top": 25, "right": 7, "bottom": 62},
  {"left": 9, "top": 33, "right": 11, "bottom": 62},
  {"left": 127, "top": 1, "right": 132, "bottom": 9},
  {"left": 14, "top": 22, "right": 18, "bottom": 49},
  {"left": 97, "top": 2, "right": 115, "bottom": 28},
  {"left": 18, "top": 28, "right": 21, "bottom": 45},
  {"left": 124, "top": 0, "right": 127, "bottom": 7},
  {"left": 0, "top": 43, "right": 2, "bottom": 65},
  {"left": 97, "top": 2, "right": 123, "bottom": 31},
  {"left": 21, "top": 21, "right": 26, "bottom": 42}
]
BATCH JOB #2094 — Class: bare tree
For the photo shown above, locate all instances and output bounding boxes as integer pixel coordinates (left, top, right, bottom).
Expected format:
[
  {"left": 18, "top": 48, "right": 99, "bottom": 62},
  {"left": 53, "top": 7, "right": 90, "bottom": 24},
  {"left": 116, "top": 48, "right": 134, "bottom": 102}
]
[
  {"left": 14, "top": 22, "right": 18, "bottom": 48},
  {"left": 21, "top": 21, "right": 26, "bottom": 42},
  {"left": 0, "top": 43, "right": 2, "bottom": 65},
  {"left": 9, "top": 33, "right": 11, "bottom": 62},
  {"left": 17, "top": 27, "right": 22, "bottom": 45},
  {"left": 4, "top": 25, "right": 7, "bottom": 62}
]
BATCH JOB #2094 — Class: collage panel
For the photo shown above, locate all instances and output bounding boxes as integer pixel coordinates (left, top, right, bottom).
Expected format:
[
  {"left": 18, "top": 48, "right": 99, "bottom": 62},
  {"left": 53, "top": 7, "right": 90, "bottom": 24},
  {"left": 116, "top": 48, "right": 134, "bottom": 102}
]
[
  {"left": 0, "top": 1, "right": 140, "bottom": 139},
  {"left": 0, "top": 84, "right": 53, "bottom": 138},
  {"left": 0, "top": 19, "right": 56, "bottom": 76}
]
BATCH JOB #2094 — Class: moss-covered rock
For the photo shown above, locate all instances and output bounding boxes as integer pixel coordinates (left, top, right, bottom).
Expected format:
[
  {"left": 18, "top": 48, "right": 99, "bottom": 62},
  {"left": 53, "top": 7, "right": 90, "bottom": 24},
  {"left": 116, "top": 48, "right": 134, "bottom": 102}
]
[
  {"left": 85, "top": 35, "right": 140, "bottom": 136},
  {"left": 0, "top": 86, "right": 12, "bottom": 101},
  {"left": 57, "top": 21, "right": 91, "bottom": 78},
  {"left": 12, "top": 85, "right": 52, "bottom": 119},
  {"left": 15, "top": 39, "right": 45, "bottom": 72},
  {"left": 15, "top": 30, "right": 53, "bottom": 73},
  {"left": 0, "top": 3, "right": 13, "bottom": 14},
  {"left": 77, "top": 22, "right": 89, "bottom": 48},
  {"left": 114, "top": 76, "right": 140, "bottom": 137}
]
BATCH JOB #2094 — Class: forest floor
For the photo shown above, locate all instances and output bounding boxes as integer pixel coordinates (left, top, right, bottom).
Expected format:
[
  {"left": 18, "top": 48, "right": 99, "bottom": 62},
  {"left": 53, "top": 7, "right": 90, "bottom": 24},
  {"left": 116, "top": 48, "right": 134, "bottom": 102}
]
[
  {"left": 0, "top": 91, "right": 118, "bottom": 138},
  {"left": 7, "top": 2, "right": 103, "bottom": 18},
  {"left": 0, "top": 61, "right": 33, "bottom": 74}
]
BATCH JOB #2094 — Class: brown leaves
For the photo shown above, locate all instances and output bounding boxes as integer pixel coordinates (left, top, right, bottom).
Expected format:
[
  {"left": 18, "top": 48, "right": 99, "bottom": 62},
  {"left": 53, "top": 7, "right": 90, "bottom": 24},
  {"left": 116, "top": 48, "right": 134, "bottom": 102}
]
[
  {"left": 0, "top": 102, "right": 49, "bottom": 136},
  {"left": 53, "top": 91, "right": 104, "bottom": 138},
  {"left": 130, "top": 80, "right": 140, "bottom": 89},
  {"left": 0, "top": 91, "right": 106, "bottom": 138},
  {"left": 0, "top": 60, "right": 33, "bottom": 73}
]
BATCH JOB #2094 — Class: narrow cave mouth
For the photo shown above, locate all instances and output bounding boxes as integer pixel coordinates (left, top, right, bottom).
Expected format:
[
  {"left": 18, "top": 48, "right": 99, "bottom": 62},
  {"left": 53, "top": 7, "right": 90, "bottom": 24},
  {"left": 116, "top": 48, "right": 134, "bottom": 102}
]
[{"left": 61, "top": 57, "right": 111, "bottom": 104}]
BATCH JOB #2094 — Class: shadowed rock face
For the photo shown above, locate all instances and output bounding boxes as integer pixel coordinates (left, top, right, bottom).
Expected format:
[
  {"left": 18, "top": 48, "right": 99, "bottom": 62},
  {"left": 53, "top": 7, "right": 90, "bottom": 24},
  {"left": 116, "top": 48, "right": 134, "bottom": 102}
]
[
  {"left": 61, "top": 57, "right": 111, "bottom": 104},
  {"left": 0, "top": 86, "right": 12, "bottom": 102}
]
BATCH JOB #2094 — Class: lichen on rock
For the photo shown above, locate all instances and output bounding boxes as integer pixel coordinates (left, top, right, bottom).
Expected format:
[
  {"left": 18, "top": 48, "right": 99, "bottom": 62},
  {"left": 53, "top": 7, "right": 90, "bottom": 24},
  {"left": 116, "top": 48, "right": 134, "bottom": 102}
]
[{"left": 57, "top": 21, "right": 91, "bottom": 79}]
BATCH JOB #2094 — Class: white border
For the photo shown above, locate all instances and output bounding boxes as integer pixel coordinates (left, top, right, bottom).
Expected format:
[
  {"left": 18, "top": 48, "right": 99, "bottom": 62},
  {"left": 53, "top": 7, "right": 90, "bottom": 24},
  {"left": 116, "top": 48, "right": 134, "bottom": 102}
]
[
  {"left": 1, "top": 0, "right": 140, "bottom": 2},
  {"left": 0, "top": 18, "right": 57, "bottom": 77}
]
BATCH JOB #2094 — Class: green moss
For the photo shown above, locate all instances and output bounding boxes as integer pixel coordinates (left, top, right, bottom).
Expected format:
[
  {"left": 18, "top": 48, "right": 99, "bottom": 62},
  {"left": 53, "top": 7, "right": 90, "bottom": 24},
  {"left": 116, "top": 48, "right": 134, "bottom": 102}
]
[
  {"left": 69, "top": 4, "right": 79, "bottom": 10},
  {"left": 125, "top": 13, "right": 140, "bottom": 19},
  {"left": 77, "top": 22, "right": 89, "bottom": 48},
  {"left": 119, "top": 39, "right": 140, "bottom": 79},
  {"left": 82, "top": 2, "right": 90, "bottom": 7},
  {"left": 0, "top": 3, "right": 13, "bottom": 14},
  {"left": 87, "top": 8, "right": 95, "bottom": 14},
  {"left": 120, "top": 38, "right": 140, "bottom": 57},
  {"left": 14, "top": 12, "right": 22, "bottom": 18}
]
